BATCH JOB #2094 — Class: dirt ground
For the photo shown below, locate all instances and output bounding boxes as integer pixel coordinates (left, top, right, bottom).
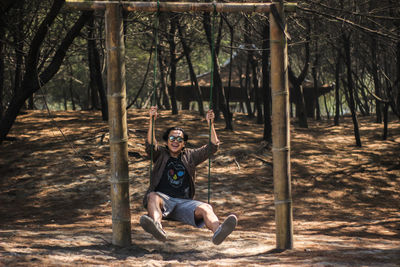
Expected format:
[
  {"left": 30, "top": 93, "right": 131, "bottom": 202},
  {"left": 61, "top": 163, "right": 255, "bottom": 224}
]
[{"left": 0, "top": 109, "right": 399, "bottom": 266}]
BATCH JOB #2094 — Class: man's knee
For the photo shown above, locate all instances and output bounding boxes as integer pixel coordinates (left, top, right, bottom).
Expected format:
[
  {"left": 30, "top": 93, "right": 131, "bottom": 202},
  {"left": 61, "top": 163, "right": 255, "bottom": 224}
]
[
  {"left": 147, "top": 192, "right": 162, "bottom": 205},
  {"left": 195, "top": 203, "right": 214, "bottom": 216}
]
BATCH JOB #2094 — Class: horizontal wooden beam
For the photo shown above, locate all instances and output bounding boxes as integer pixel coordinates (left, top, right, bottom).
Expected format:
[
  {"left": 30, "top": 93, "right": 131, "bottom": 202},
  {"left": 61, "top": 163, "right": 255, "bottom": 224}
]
[{"left": 65, "top": 1, "right": 297, "bottom": 13}]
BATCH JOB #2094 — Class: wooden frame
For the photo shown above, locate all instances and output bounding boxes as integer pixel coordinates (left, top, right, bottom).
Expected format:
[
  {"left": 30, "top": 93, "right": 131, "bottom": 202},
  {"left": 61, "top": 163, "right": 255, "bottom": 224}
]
[
  {"left": 65, "top": 0, "right": 294, "bottom": 250},
  {"left": 66, "top": 1, "right": 297, "bottom": 13}
]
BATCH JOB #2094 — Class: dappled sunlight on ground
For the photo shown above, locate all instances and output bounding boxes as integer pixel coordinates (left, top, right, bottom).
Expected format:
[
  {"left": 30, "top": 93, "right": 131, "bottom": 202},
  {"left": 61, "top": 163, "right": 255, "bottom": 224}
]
[{"left": 0, "top": 110, "right": 399, "bottom": 266}]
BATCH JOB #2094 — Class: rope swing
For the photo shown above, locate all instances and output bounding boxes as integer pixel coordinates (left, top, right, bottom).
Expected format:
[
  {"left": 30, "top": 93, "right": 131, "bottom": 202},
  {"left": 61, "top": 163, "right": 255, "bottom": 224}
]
[
  {"left": 149, "top": 0, "right": 160, "bottom": 179},
  {"left": 207, "top": 2, "right": 216, "bottom": 204},
  {"left": 150, "top": 1, "right": 216, "bottom": 204}
]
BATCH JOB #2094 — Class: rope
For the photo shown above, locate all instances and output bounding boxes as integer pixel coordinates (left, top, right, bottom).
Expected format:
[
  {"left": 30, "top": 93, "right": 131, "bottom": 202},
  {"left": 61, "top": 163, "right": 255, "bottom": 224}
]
[
  {"left": 149, "top": 0, "right": 160, "bottom": 181},
  {"left": 208, "top": 2, "right": 216, "bottom": 204}
]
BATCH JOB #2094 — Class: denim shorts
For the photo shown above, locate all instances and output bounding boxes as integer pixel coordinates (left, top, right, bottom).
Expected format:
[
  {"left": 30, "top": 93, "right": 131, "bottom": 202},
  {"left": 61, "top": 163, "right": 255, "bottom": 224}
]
[{"left": 155, "top": 192, "right": 206, "bottom": 228}]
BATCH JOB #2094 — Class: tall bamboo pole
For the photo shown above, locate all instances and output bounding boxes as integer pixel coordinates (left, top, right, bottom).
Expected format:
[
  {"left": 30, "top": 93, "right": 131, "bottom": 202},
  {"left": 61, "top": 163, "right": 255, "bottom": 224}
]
[
  {"left": 270, "top": 0, "right": 293, "bottom": 250},
  {"left": 106, "top": 3, "right": 131, "bottom": 246}
]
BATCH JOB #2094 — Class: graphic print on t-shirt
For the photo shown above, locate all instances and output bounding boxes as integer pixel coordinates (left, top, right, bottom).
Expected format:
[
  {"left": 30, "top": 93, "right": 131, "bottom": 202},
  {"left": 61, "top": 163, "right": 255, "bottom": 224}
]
[
  {"left": 155, "top": 156, "right": 190, "bottom": 199},
  {"left": 166, "top": 160, "right": 186, "bottom": 188}
]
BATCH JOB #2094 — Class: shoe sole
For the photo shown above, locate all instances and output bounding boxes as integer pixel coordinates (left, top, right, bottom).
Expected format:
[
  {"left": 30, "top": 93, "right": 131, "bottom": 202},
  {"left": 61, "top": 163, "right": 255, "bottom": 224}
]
[
  {"left": 140, "top": 215, "right": 167, "bottom": 242},
  {"left": 212, "top": 214, "right": 237, "bottom": 245}
]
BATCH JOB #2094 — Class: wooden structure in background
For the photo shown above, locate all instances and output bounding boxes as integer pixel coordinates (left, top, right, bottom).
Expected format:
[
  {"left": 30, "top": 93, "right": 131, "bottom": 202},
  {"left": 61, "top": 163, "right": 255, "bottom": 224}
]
[
  {"left": 174, "top": 49, "right": 333, "bottom": 109},
  {"left": 65, "top": 0, "right": 295, "bottom": 250},
  {"left": 175, "top": 82, "right": 333, "bottom": 110}
]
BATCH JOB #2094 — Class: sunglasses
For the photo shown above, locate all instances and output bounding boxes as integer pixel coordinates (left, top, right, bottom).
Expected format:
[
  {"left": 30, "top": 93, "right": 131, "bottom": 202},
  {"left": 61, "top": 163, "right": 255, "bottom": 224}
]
[{"left": 168, "top": 135, "right": 184, "bottom": 143}]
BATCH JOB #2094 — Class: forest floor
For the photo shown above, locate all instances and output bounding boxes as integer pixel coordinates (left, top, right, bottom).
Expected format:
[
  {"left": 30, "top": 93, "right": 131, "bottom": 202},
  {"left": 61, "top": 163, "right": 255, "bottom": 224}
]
[{"left": 0, "top": 109, "right": 399, "bottom": 266}]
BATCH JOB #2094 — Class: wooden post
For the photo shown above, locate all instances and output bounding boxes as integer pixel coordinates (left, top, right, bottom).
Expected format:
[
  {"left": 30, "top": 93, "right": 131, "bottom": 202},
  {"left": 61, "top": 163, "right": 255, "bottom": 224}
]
[
  {"left": 106, "top": 2, "right": 131, "bottom": 246},
  {"left": 270, "top": 0, "right": 293, "bottom": 250}
]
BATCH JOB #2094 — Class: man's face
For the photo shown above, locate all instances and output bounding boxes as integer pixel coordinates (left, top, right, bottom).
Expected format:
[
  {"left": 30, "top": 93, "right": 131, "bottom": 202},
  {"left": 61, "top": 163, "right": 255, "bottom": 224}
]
[{"left": 167, "top": 130, "right": 185, "bottom": 156}]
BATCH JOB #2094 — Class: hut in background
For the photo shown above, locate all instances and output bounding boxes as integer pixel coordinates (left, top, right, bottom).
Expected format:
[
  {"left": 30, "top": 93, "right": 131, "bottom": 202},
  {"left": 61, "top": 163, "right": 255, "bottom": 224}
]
[{"left": 174, "top": 45, "right": 333, "bottom": 115}]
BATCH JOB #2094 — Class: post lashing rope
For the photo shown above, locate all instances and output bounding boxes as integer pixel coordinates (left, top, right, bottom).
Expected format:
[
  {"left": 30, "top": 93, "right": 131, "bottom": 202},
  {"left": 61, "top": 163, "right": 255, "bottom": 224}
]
[
  {"left": 208, "top": 1, "right": 216, "bottom": 204},
  {"left": 150, "top": 0, "right": 160, "bottom": 181}
]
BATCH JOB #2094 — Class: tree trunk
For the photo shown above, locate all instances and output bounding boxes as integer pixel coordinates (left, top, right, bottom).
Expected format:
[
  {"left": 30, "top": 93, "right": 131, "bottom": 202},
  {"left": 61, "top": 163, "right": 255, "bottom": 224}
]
[
  {"left": 371, "top": 38, "right": 382, "bottom": 123},
  {"left": 311, "top": 22, "right": 321, "bottom": 120},
  {"left": 367, "top": 1, "right": 383, "bottom": 123},
  {"left": 353, "top": 84, "right": 366, "bottom": 116},
  {"left": 0, "top": 5, "right": 92, "bottom": 142},
  {"left": 155, "top": 12, "right": 170, "bottom": 111},
  {"left": 177, "top": 20, "right": 204, "bottom": 116},
  {"left": 68, "top": 63, "right": 76, "bottom": 111},
  {"left": 10, "top": 0, "right": 26, "bottom": 111},
  {"left": 213, "top": 55, "right": 232, "bottom": 129},
  {"left": 89, "top": 81, "right": 100, "bottom": 109},
  {"left": 203, "top": 12, "right": 232, "bottom": 130},
  {"left": 262, "top": 18, "right": 272, "bottom": 143},
  {"left": 167, "top": 14, "right": 178, "bottom": 115},
  {"left": 88, "top": 14, "right": 108, "bottom": 120},
  {"left": 28, "top": 95, "right": 35, "bottom": 110},
  {"left": 323, "top": 94, "right": 330, "bottom": 119},
  {"left": 353, "top": 70, "right": 370, "bottom": 116},
  {"left": 287, "top": 29, "right": 310, "bottom": 128},
  {"left": 343, "top": 34, "right": 361, "bottom": 147},
  {"left": 243, "top": 19, "right": 254, "bottom": 119},
  {"left": 203, "top": 13, "right": 219, "bottom": 115},
  {"left": 0, "top": 25, "right": 4, "bottom": 120},
  {"left": 250, "top": 55, "right": 262, "bottom": 124},
  {"left": 244, "top": 55, "right": 254, "bottom": 118},
  {"left": 288, "top": 68, "right": 308, "bottom": 128},
  {"left": 63, "top": 87, "right": 68, "bottom": 110},
  {"left": 334, "top": 51, "right": 341, "bottom": 126},
  {"left": 13, "top": 3, "right": 24, "bottom": 98},
  {"left": 222, "top": 15, "right": 234, "bottom": 125},
  {"left": 311, "top": 65, "right": 317, "bottom": 120},
  {"left": 396, "top": 41, "right": 400, "bottom": 116},
  {"left": 69, "top": 87, "right": 76, "bottom": 110},
  {"left": 88, "top": 15, "right": 100, "bottom": 110},
  {"left": 312, "top": 54, "right": 321, "bottom": 120},
  {"left": 158, "top": 48, "right": 170, "bottom": 110},
  {"left": 383, "top": 103, "right": 388, "bottom": 140},
  {"left": 359, "top": 82, "right": 370, "bottom": 116}
]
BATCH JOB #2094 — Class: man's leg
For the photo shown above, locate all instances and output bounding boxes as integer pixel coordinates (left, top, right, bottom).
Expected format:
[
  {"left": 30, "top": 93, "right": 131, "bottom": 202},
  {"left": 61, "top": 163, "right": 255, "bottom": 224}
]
[
  {"left": 140, "top": 192, "right": 167, "bottom": 241},
  {"left": 195, "top": 203, "right": 237, "bottom": 245},
  {"left": 194, "top": 203, "right": 220, "bottom": 232},
  {"left": 147, "top": 192, "right": 164, "bottom": 224}
]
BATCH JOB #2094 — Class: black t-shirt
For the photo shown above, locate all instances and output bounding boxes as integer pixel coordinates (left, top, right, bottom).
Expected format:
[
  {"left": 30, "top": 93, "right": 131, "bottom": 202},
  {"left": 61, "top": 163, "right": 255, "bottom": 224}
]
[{"left": 155, "top": 156, "right": 190, "bottom": 199}]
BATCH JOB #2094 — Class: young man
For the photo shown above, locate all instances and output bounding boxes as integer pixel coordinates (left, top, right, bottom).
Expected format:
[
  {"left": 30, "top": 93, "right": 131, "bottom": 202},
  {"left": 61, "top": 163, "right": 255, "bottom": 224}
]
[{"left": 140, "top": 106, "right": 237, "bottom": 245}]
